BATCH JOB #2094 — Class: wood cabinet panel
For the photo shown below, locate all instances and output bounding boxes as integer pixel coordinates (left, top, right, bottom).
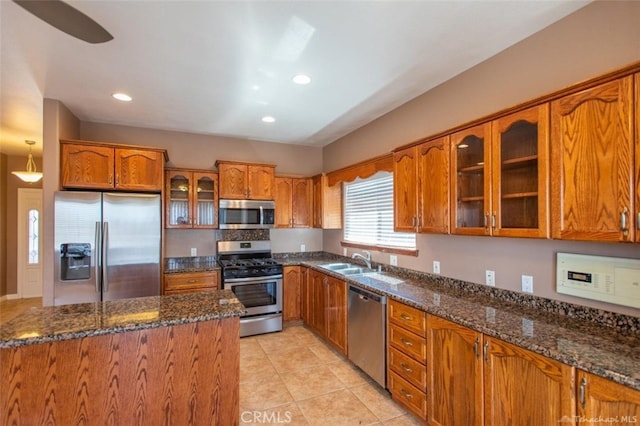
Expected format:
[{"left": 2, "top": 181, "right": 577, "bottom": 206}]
[
  {"left": 577, "top": 370, "right": 640, "bottom": 420},
  {"left": 163, "top": 271, "right": 218, "bottom": 294},
  {"left": 389, "top": 371, "right": 427, "bottom": 420},
  {"left": 61, "top": 141, "right": 165, "bottom": 191},
  {"left": 389, "top": 323, "right": 427, "bottom": 361},
  {"left": 61, "top": 143, "right": 115, "bottom": 189},
  {"left": 427, "top": 315, "right": 483, "bottom": 426},
  {"left": 275, "top": 177, "right": 312, "bottom": 228},
  {"left": 325, "top": 275, "right": 347, "bottom": 354},
  {"left": 484, "top": 336, "right": 575, "bottom": 425},
  {"left": 115, "top": 149, "right": 164, "bottom": 191},
  {"left": 393, "top": 146, "right": 419, "bottom": 232},
  {"left": 216, "top": 161, "right": 275, "bottom": 200},
  {"left": 312, "top": 174, "right": 342, "bottom": 229},
  {"left": 388, "top": 299, "right": 426, "bottom": 337},
  {"left": 0, "top": 319, "right": 240, "bottom": 425},
  {"left": 418, "top": 137, "right": 450, "bottom": 234},
  {"left": 389, "top": 346, "right": 426, "bottom": 390},
  {"left": 551, "top": 76, "right": 634, "bottom": 242},
  {"left": 283, "top": 266, "right": 302, "bottom": 320},
  {"left": 635, "top": 73, "right": 640, "bottom": 243},
  {"left": 306, "top": 269, "right": 326, "bottom": 335}
]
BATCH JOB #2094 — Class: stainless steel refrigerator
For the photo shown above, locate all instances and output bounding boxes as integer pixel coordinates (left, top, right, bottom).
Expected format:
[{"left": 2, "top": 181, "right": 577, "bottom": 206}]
[{"left": 54, "top": 191, "right": 161, "bottom": 305}]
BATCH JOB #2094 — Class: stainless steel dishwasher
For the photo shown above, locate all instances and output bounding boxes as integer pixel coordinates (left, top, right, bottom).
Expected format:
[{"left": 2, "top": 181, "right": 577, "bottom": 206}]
[{"left": 348, "top": 284, "right": 387, "bottom": 388}]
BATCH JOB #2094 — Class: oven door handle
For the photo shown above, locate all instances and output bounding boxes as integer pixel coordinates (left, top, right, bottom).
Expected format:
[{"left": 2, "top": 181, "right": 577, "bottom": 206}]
[
  {"left": 224, "top": 275, "right": 283, "bottom": 284},
  {"left": 239, "top": 313, "right": 282, "bottom": 322}
]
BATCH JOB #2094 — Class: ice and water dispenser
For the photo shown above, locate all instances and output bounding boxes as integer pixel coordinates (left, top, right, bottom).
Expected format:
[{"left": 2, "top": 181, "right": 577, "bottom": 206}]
[{"left": 60, "top": 243, "right": 91, "bottom": 280}]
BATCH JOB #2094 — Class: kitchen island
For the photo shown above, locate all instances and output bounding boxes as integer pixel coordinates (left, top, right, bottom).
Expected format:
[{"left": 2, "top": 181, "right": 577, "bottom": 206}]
[{"left": 1, "top": 290, "right": 244, "bottom": 425}]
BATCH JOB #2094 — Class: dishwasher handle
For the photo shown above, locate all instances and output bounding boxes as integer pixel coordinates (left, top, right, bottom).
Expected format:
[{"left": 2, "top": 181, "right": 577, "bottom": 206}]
[{"left": 349, "top": 285, "right": 386, "bottom": 304}]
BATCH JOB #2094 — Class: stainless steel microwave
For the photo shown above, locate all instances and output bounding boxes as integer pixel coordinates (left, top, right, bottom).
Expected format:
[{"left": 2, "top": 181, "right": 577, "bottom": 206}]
[{"left": 218, "top": 199, "right": 275, "bottom": 229}]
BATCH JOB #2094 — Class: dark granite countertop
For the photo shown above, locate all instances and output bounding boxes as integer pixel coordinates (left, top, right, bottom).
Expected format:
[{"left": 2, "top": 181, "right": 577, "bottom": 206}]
[
  {"left": 280, "top": 256, "right": 640, "bottom": 391},
  {"left": 0, "top": 290, "right": 245, "bottom": 349}
]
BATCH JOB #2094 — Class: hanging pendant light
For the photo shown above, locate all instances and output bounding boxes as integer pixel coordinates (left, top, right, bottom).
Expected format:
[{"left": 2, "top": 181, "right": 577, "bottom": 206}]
[{"left": 12, "top": 140, "right": 43, "bottom": 183}]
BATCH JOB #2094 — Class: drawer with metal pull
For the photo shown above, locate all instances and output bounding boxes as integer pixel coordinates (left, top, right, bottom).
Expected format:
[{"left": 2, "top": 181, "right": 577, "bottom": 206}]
[
  {"left": 389, "top": 346, "right": 426, "bottom": 390},
  {"left": 164, "top": 271, "right": 218, "bottom": 293},
  {"left": 388, "top": 299, "right": 427, "bottom": 337},
  {"left": 389, "top": 323, "right": 427, "bottom": 361},
  {"left": 388, "top": 370, "right": 427, "bottom": 420}
]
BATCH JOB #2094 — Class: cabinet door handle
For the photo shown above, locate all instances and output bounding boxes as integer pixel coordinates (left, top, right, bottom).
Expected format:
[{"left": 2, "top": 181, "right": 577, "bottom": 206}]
[
  {"left": 483, "top": 341, "right": 489, "bottom": 363},
  {"left": 637, "top": 212, "right": 640, "bottom": 231},
  {"left": 109, "top": 175, "right": 113, "bottom": 184},
  {"left": 186, "top": 279, "right": 198, "bottom": 283},
  {"left": 400, "top": 313, "right": 412, "bottom": 321},
  {"left": 400, "top": 363, "right": 413, "bottom": 373},
  {"left": 491, "top": 212, "right": 496, "bottom": 229},
  {"left": 484, "top": 212, "right": 489, "bottom": 230},
  {"left": 621, "top": 207, "right": 629, "bottom": 236},
  {"left": 400, "top": 338, "right": 413, "bottom": 347},
  {"left": 473, "top": 337, "right": 480, "bottom": 359},
  {"left": 579, "top": 377, "right": 587, "bottom": 410},
  {"left": 400, "top": 389, "right": 414, "bottom": 400}
]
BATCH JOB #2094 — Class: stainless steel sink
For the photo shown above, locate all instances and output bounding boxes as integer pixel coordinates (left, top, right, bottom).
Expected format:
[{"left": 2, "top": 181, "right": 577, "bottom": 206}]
[
  {"left": 318, "top": 263, "right": 374, "bottom": 276},
  {"left": 320, "top": 263, "right": 352, "bottom": 271}
]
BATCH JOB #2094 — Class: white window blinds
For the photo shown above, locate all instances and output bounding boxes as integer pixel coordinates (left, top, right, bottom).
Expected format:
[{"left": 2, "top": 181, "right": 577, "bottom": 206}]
[{"left": 344, "top": 172, "right": 416, "bottom": 249}]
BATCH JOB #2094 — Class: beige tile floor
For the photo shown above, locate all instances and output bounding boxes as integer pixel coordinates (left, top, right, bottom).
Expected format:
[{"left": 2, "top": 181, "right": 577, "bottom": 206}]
[{"left": 240, "top": 323, "right": 422, "bottom": 426}]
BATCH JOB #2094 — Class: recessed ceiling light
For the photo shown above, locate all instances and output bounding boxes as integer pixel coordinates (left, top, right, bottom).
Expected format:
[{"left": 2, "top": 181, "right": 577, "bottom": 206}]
[
  {"left": 261, "top": 116, "right": 276, "bottom": 123},
  {"left": 292, "top": 74, "right": 311, "bottom": 85},
  {"left": 112, "top": 92, "right": 132, "bottom": 102}
]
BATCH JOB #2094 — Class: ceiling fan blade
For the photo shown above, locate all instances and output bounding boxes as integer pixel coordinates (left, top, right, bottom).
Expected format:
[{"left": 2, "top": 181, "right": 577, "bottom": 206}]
[{"left": 13, "top": 0, "right": 113, "bottom": 44}]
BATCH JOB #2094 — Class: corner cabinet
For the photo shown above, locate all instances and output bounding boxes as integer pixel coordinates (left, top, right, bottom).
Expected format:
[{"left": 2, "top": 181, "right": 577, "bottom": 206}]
[
  {"left": 275, "top": 177, "right": 312, "bottom": 228},
  {"left": 551, "top": 76, "right": 635, "bottom": 242},
  {"left": 165, "top": 169, "right": 218, "bottom": 228},
  {"left": 450, "top": 105, "right": 549, "bottom": 238},
  {"left": 215, "top": 160, "right": 275, "bottom": 200},
  {"left": 61, "top": 140, "right": 166, "bottom": 192},
  {"left": 394, "top": 136, "right": 450, "bottom": 234}
]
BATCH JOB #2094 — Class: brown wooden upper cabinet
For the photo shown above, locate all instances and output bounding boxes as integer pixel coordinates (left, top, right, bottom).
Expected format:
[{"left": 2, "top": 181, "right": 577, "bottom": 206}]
[
  {"left": 451, "top": 105, "right": 549, "bottom": 238},
  {"left": 61, "top": 140, "right": 166, "bottom": 192},
  {"left": 551, "top": 76, "right": 635, "bottom": 242},
  {"left": 275, "top": 177, "right": 312, "bottom": 228},
  {"left": 394, "top": 136, "right": 450, "bottom": 234},
  {"left": 215, "top": 160, "right": 275, "bottom": 200},
  {"left": 312, "top": 174, "right": 342, "bottom": 229},
  {"left": 165, "top": 169, "right": 218, "bottom": 229}
]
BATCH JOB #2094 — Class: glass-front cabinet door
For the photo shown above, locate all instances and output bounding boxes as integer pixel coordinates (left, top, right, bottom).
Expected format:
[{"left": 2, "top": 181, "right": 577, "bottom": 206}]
[
  {"left": 491, "top": 105, "right": 549, "bottom": 238},
  {"left": 166, "top": 170, "right": 192, "bottom": 228},
  {"left": 450, "top": 123, "right": 491, "bottom": 235},
  {"left": 165, "top": 169, "right": 218, "bottom": 229},
  {"left": 194, "top": 172, "right": 218, "bottom": 228}
]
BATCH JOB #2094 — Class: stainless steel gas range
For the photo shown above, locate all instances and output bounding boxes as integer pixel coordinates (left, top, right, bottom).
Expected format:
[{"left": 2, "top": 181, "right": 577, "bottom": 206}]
[{"left": 217, "top": 240, "right": 283, "bottom": 337}]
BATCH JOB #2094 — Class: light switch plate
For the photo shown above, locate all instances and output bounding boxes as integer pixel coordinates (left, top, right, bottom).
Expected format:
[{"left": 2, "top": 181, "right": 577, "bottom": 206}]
[
  {"left": 521, "top": 275, "right": 533, "bottom": 293},
  {"left": 390, "top": 255, "right": 398, "bottom": 266},
  {"left": 190, "top": 247, "right": 197, "bottom": 256},
  {"left": 300, "top": 244, "right": 306, "bottom": 252}
]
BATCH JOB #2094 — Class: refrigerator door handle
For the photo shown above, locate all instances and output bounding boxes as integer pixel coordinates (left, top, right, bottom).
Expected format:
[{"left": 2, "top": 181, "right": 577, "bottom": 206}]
[
  {"left": 94, "top": 222, "right": 101, "bottom": 293},
  {"left": 103, "top": 222, "right": 109, "bottom": 293}
]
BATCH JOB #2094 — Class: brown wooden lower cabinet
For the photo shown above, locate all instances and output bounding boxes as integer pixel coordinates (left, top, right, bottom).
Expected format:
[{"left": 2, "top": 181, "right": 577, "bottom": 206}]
[
  {"left": 301, "top": 269, "right": 347, "bottom": 355},
  {"left": 163, "top": 271, "right": 219, "bottom": 294},
  {"left": 283, "top": 265, "right": 302, "bottom": 320},
  {"left": 1, "top": 318, "right": 240, "bottom": 425},
  {"left": 578, "top": 370, "right": 640, "bottom": 421}
]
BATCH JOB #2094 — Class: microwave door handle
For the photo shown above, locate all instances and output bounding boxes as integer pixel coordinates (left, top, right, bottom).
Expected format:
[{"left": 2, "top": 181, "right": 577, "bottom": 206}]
[
  {"left": 259, "top": 206, "right": 264, "bottom": 225},
  {"left": 95, "top": 222, "right": 101, "bottom": 293}
]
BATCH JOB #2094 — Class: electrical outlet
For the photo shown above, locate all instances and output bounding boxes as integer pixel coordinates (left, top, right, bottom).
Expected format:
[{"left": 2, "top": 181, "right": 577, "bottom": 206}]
[
  {"left": 190, "top": 247, "right": 197, "bottom": 257},
  {"left": 521, "top": 275, "right": 533, "bottom": 293},
  {"left": 300, "top": 244, "right": 306, "bottom": 252},
  {"left": 433, "top": 260, "right": 440, "bottom": 274},
  {"left": 485, "top": 270, "right": 495, "bottom": 286},
  {"left": 390, "top": 255, "right": 398, "bottom": 266}
]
